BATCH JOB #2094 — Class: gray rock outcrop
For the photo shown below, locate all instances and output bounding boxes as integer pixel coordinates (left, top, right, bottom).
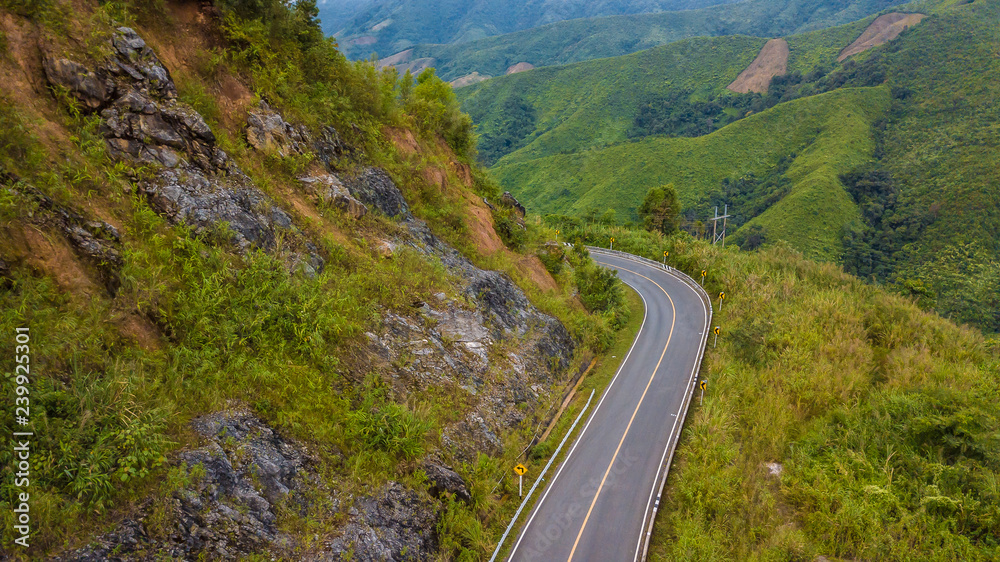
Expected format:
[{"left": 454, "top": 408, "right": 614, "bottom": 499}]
[
  {"left": 245, "top": 100, "right": 311, "bottom": 157},
  {"left": 343, "top": 167, "right": 411, "bottom": 218},
  {"left": 43, "top": 27, "right": 322, "bottom": 272},
  {"left": 500, "top": 191, "right": 526, "bottom": 217},
  {"left": 324, "top": 482, "right": 438, "bottom": 561},
  {"left": 348, "top": 211, "right": 575, "bottom": 461},
  {"left": 54, "top": 411, "right": 311, "bottom": 561},
  {"left": 244, "top": 100, "right": 350, "bottom": 169},
  {"left": 2, "top": 173, "right": 123, "bottom": 295},
  {"left": 298, "top": 173, "right": 368, "bottom": 219},
  {"left": 423, "top": 461, "right": 471, "bottom": 503}
]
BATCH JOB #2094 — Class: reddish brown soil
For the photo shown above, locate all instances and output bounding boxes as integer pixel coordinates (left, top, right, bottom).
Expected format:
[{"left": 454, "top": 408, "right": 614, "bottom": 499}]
[
  {"left": 386, "top": 127, "right": 420, "bottom": 155},
  {"left": 116, "top": 313, "right": 163, "bottom": 351},
  {"left": 839, "top": 13, "right": 926, "bottom": 61},
  {"left": 518, "top": 255, "right": 559, "bottom": 293},
  {"left": 727, "top": 38, "right": 789, "bottom": 94},
  {"left": 464, "top": 193, "right": 505, "bottom": 256},
  {"left": 6, "top": 225, "right": 100, "bottom": 297}
]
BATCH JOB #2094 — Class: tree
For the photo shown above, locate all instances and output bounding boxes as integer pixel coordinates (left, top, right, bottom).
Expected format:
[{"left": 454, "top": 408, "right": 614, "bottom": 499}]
[{"left": 639, "top": 184, "right": 680, "bottom": 235}]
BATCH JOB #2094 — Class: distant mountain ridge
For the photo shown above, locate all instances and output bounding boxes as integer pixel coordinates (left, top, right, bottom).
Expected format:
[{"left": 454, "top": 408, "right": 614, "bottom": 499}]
[
  {"left": 325, "top": 0, "right": 742, "bottom": 60},
  {"left": 373, "top": 0, "right": 912, "bottom": 80}
]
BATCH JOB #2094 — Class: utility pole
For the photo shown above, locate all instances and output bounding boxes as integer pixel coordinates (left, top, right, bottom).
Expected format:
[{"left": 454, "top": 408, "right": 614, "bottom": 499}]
[{"left": 710, "top": 205, "right": 732, "bottom": 247}]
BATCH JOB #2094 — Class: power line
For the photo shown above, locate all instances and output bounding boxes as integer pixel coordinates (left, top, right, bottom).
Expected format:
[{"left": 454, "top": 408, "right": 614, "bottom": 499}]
[{"left": 710, "top": 204, "right": 732, "bottom": 247}]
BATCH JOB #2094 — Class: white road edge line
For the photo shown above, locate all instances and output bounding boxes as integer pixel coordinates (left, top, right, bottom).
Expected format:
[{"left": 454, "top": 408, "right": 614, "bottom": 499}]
[
  {"left": 626, "top": 261, "right": 710, "bottom": 562},
  {"left": 507, "top": 280, "right": 651, "bottom": 560}
]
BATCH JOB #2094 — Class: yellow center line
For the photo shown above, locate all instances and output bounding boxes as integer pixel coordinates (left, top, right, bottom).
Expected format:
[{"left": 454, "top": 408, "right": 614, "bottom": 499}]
[{"left": 566, "top": 263, "right": 676, "bottom": 561}]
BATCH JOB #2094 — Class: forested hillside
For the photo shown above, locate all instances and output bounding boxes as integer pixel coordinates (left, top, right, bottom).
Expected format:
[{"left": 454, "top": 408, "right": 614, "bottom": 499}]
[
  {"left": 328, "top": 0, "right": 739, "bottom": 61},
  {"left": 1, "top": 0, "right": 998, "bottom": 560},
  {"left": 383, "top": 0, "right": 912, "bottom": 81}
]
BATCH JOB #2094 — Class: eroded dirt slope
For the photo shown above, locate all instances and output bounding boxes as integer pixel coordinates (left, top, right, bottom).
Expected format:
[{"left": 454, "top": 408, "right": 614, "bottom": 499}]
[
  {"left": 727, "top": 38, "right": 789, "bottom": 94},
  {"left": 839, "top": 12, "right": 926, "bottom": 61}
]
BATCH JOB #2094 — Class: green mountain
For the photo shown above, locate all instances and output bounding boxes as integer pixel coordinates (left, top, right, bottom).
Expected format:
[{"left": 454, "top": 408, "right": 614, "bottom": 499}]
[
  {"left": 386, "top": 0, "right": 912, "bottom": 81},
  {"left": 315, "top": 0, "right": 375, "bottom": 35},
  {"left": 458, "top": 15, "right": 875, "bottom": 165},
  {"left": 328, "top": 0, "right": 740, "bottom": 61},
  {"left": 472, "top": 0, "right": 1000, "bottom": 332},
  {"left": 493, "top": 86, "right": 890, "bottom": 259}
]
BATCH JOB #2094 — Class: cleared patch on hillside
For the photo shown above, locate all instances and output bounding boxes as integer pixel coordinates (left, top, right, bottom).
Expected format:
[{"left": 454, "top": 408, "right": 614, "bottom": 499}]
[
  {"left": 378, "top": 48, "right": 414, "bottom": 67},
  {"left": 505, "top": 62, "right": 535, "bottom": 75},
  {"left": 838, "top": 12, "right": 926, "bottom": 61},
  {"left": 378, "top": 48, "right": 436, "bottom": 75},
  {"left": 351, "top": 36, "right": 376, "bottom": 46},
  {"left": 450, "top": 72, "right": 491, "bottom": 88},
  {"left": 727, "top": 38, "right": 789, "bottom": 93}
]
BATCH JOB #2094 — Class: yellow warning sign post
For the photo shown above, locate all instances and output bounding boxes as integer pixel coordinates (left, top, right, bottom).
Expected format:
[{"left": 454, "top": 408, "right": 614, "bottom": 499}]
[{"left": 514, "top": 464, "right": 527, "bottom": 497}]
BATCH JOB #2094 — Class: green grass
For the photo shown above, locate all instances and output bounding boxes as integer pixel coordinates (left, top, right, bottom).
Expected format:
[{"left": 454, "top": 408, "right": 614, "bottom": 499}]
[
  {"left": 648, "top": 237, "right": 1000, "bottom": 561},
  {"left": 398, "top": 0, "right": 916, "bottom": 81},
  {"left": 494, "top": 86, "right": 891, "bottom": 261}
]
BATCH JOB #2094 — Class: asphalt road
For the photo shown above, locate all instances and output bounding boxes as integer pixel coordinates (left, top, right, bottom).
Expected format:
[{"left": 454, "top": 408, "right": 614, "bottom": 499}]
[{"left": 508, "top": 250, "right": 710, "bottom": 562}]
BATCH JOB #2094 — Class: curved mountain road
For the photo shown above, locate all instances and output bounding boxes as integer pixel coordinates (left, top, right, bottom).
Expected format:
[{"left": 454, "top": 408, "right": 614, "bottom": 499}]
[{"left": 508, "top": 249, "right": 711, "bottom": 562}]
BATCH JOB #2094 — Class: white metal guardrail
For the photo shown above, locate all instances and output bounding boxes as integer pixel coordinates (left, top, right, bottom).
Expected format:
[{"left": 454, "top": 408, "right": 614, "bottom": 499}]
[
  {"left": 489, "top": 390, "right": 597, "bottom": 562},
  {"left": 587, "top": 246, "right": 713, "bottom": 562}
]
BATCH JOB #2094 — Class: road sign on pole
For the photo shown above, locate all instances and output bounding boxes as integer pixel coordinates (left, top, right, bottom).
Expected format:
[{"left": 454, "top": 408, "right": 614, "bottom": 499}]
[
  {"left": 718, "top": 291, "right": 726, "bottom": 311},
  {"left": 610, "top": 237, "right": 615, "bottom": 251},
  {"left": 514, "top": 464, "right": 527, "bottom": 497},
  {"left": 699, "top": 380, "right": 706, "bottom": 405},
  {"left": 700, "top": 270, "right": 707, "bottom": 285},
  {"left": 663, "top": 250, "right": 668, "bottom": 268},
  {"left": 713, "top": 326, "right": 720, "bottom": 348}
]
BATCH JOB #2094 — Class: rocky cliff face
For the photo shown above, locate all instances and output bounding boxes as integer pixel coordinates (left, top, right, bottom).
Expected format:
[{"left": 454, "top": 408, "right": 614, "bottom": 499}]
[
  {"left": 41, "top": 26, "right": 574, "bottom": 561},
  {"left": 44, "top": 27, "right": 324, "bottom": 274},
  {"left": 55, "top": 410, "right": 440, "bottom": 561}
]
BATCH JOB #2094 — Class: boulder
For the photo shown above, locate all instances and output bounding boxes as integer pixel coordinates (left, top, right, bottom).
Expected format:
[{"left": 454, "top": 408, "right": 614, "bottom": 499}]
[
  {"left": 245, "top": 101, "right": 311, "bottom": 157},
  {"left": 500, "top": 191, "right": 526, "bottom": 217},
  {"left": 298, "top": 174, "right": 368, "bottom": 219},
  {"left": 423, "top": 461, "right": 471, "bottom": 503},
  {"left": 343, "top": 167, "right": 411, "bottom": 219},
  {"left": 42, "top": 57, "right": 112, "bottom": 110}
]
